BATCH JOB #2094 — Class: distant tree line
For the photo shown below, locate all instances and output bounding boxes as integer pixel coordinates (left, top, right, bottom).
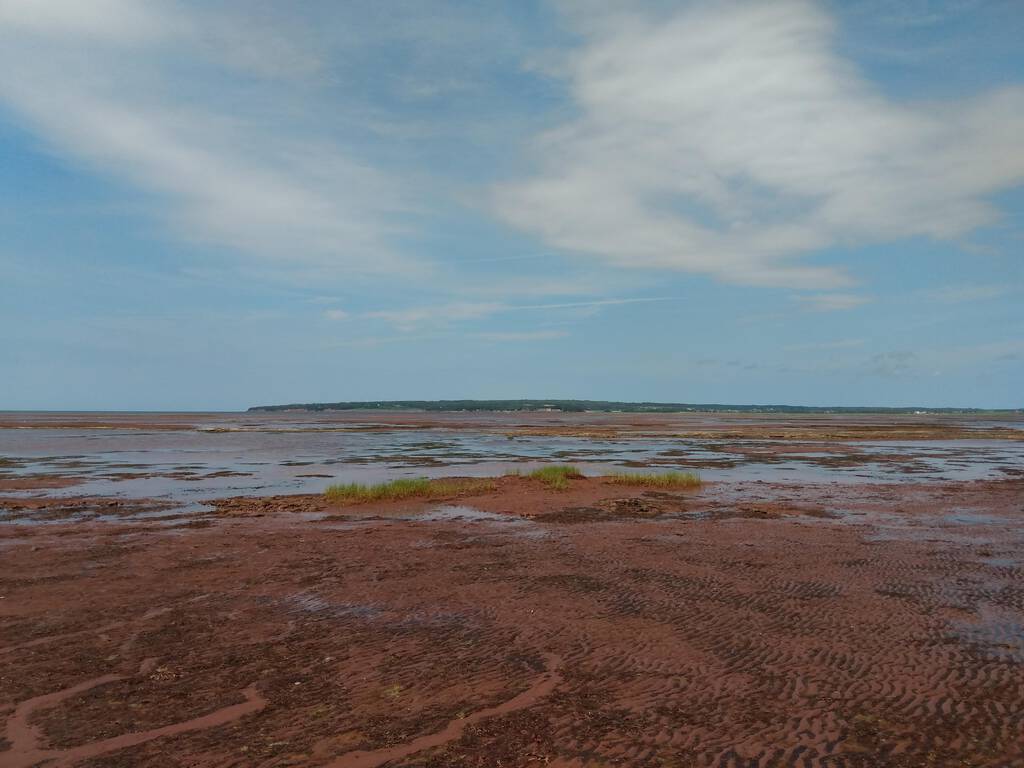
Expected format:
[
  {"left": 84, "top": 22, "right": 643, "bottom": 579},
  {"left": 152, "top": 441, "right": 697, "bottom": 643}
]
[{"left": 247, "top": 399, "right": 1019, "bottom": 414}]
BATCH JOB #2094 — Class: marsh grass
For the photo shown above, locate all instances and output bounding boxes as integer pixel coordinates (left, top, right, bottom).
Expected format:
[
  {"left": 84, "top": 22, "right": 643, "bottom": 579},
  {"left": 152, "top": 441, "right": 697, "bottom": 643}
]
[
  {"left": 606, "top": 471, "right": 702, "bottom": 488},
  {"left": 324, "top": 477, "right": 495, "bottom": 503},
  {"left": 528, "top": 464, "right": 584, "bottom": 490}
]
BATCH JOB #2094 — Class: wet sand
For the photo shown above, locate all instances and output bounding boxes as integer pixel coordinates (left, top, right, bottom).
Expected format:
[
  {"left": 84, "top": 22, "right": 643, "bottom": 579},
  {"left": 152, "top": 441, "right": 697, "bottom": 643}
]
[{"left": 2, "top": 469, "right": 1023, "bottom": 767}]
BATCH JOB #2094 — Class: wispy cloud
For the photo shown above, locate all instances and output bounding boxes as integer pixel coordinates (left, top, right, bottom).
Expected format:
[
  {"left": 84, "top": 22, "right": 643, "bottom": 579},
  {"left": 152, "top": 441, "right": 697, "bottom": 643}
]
[
  {"left": 1, "top": 0, "right": 1021, "bottom": 346},
  {"left": 364, "top": 302, "right": 503, "bottom": 331},
  {"left": 494, "top": 0, "right": 1024, "bottom": 289},
  {"left": 0, "top": 0, "right": 182, "bottom": 42},
  {"left": 784, "top": 338, "right": 866, "bottom": 352},
  {"left": 796, "top": 293, "right": 873, "bottom": 312},
  {"left": 471, "top": 330, "right": 569, "bottom": 342},
  {"left": 327, "top": 333, "right": 442, "bottom": 349},
  {"left": 845, "top": 0, "right": 986, "bottom": 30},
  {"left": 325, "top": 326, "right": 571, "bottom": 349},
  {"left": 924, "top": 284, "right": 1013, "bottom": 303},
  {"left": 934, "top": 339, "right": 1024, "bottom": 366},
  {"left": 0, "top": 0, "right": 416, "bottom": 275},
  {"left": 323, "top": 309, "right": 350, "bottom": 321},
  {"left": 511, "top": 297, "right": 679, "bottom": 311},
  {"left": 364, "top": 296, "right": 682, "bottom": 330},
  {"left": 869, "top": 351, "right": 920, "bottom": 377},
  {"left": 789, "top": 339, "right": 1024, "bottom": 378}
]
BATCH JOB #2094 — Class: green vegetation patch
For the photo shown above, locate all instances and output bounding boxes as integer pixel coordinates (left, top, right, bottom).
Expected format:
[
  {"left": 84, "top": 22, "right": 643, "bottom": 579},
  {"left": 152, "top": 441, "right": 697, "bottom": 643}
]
[
  {"left": 606, "top": 471, "right": 702, "bottom": 488},
  {"left": 324, "top": 477, "right": 495, "bottom": 503},
  {"left": 528, "top": 464, "right": 584, "bottom": 490}
]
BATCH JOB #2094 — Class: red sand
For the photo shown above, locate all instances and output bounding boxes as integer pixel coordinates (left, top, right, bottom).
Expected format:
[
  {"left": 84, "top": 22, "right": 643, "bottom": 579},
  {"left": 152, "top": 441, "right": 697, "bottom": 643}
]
[
  {"left": 1, "top": 476, "right": 1023, "bottom": 767},
  {"left": 1, "top": 409, "right": 1021, "bottom": 441}
]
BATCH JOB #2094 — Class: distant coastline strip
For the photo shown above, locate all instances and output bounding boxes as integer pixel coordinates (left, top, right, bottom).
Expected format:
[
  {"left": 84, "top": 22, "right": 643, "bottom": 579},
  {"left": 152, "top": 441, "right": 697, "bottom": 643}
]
[{"left": 247, "top": 400, "right": 1019, "bottom": 414}]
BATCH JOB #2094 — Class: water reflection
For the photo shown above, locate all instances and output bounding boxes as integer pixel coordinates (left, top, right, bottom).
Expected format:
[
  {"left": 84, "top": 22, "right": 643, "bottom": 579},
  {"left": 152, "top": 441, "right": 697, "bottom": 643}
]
[{"left": 1, "top": 417, "right": 1022, "bottom": 504}]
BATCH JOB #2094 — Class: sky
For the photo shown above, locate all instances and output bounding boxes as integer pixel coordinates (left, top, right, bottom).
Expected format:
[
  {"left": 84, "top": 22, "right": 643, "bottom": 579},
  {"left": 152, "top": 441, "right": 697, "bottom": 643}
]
[{"left": 1, "top": 0, "right": 1022, "bottom": 410}]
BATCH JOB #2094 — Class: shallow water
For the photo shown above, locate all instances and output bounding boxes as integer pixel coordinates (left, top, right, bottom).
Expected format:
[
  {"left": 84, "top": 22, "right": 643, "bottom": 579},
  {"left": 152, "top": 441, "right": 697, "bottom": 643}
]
[
  {"left": 1, "top": 412, "right": 1022, "bottom": 505},
  {"left": 951, "top": 606, "right": 1024, "bottom": 663}
]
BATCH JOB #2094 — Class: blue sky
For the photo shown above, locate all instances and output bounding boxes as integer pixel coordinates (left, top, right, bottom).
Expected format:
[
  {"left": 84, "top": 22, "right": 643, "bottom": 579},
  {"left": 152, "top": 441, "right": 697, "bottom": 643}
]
[{"left": 1, "top": 0, "right": 1022, "bottom": 410}]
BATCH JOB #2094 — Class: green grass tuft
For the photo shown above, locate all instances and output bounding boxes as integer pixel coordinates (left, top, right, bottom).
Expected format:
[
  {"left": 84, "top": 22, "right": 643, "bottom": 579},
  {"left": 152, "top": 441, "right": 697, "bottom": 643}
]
[
  {"left": 606, "top": 471, "right": 702, "bottom": 488},
  {"left": 528, "top": 464, "right": 584, "bottom": 490},
  {"left": 324, "top": 477, "right": 495, "bottom": 503}
]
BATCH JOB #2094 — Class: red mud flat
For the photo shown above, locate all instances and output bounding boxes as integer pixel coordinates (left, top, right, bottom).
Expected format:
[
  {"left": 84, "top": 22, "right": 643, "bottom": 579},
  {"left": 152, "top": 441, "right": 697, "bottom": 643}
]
[
  {"left": 1, "top": 478, "right": 1023, "bottom": 767},
  {"left": 2, "top": 410, "right": 1022, "bottom": 441},
  {"left": 0, "top": 477, "right": 84, "bottom": 493}
]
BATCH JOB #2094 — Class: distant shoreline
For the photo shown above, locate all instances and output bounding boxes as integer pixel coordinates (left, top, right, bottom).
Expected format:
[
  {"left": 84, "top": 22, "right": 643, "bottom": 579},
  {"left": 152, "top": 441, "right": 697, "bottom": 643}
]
[{"left": 247, "top": 399, "right": 1022, "bottom": 415}]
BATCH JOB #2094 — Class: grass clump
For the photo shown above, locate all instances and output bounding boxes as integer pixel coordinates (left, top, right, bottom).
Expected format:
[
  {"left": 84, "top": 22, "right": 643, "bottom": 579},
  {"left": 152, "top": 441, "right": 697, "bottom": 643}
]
[
  {"left": 528, "top": 464, "right": 584, "bottom": 490},
  {"left": 324, "top": 477, "right": 495, "bottom": 503},
  {"left": 606, "top": 471, "right": 702, "bottom": 488}
]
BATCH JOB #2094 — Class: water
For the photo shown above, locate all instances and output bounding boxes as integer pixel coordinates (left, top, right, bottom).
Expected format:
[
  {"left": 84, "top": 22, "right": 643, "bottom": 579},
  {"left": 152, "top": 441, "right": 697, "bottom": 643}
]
[
  {"left": 1, "top": 412, "right": 1022, "bottom": 506},
  {"left": 951, "top": 606, "right": 1024, "bottom": 663}
]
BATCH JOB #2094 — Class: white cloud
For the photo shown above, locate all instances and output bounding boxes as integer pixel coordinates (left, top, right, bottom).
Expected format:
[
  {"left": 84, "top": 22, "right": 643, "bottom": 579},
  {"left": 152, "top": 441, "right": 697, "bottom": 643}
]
[
  {"left": 365, "top": 296, "right": 681, "bottom": 330},
  {"left": 0, "top": 1, "right": 415, "bottom": 276},
  {"left": 324, "top": 308, "right": 350, "bottom": 321},
  {"left": 796, "top": 293, "right": 872, "bottom": 311},
  {"left": 5, "top": 0, "right": 1022, "bottom": 315},
  {"left": 512, "top": 296, "right": 679, "bottom": 311},
  {"left": 365, "top": 302, "right": 504, "bottom": 331},
  {"left": 494, "top": 0, "right": 1024, "bottom": 289},
  {"left": 0, "top": 0, "right": 180, "bottom": 42}
]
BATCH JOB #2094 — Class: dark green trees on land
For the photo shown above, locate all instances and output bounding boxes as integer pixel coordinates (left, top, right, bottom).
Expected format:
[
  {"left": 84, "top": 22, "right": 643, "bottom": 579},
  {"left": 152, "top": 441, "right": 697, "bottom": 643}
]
[{"left": 249, "top": 399, "right": 1016, "bottom": 414}]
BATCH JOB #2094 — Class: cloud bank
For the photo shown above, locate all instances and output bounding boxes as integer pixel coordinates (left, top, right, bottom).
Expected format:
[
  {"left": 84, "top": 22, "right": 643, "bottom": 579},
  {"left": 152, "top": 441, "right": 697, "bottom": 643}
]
[{"left": 494, "top": 0, "right": 1024, "bottom": 289}]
